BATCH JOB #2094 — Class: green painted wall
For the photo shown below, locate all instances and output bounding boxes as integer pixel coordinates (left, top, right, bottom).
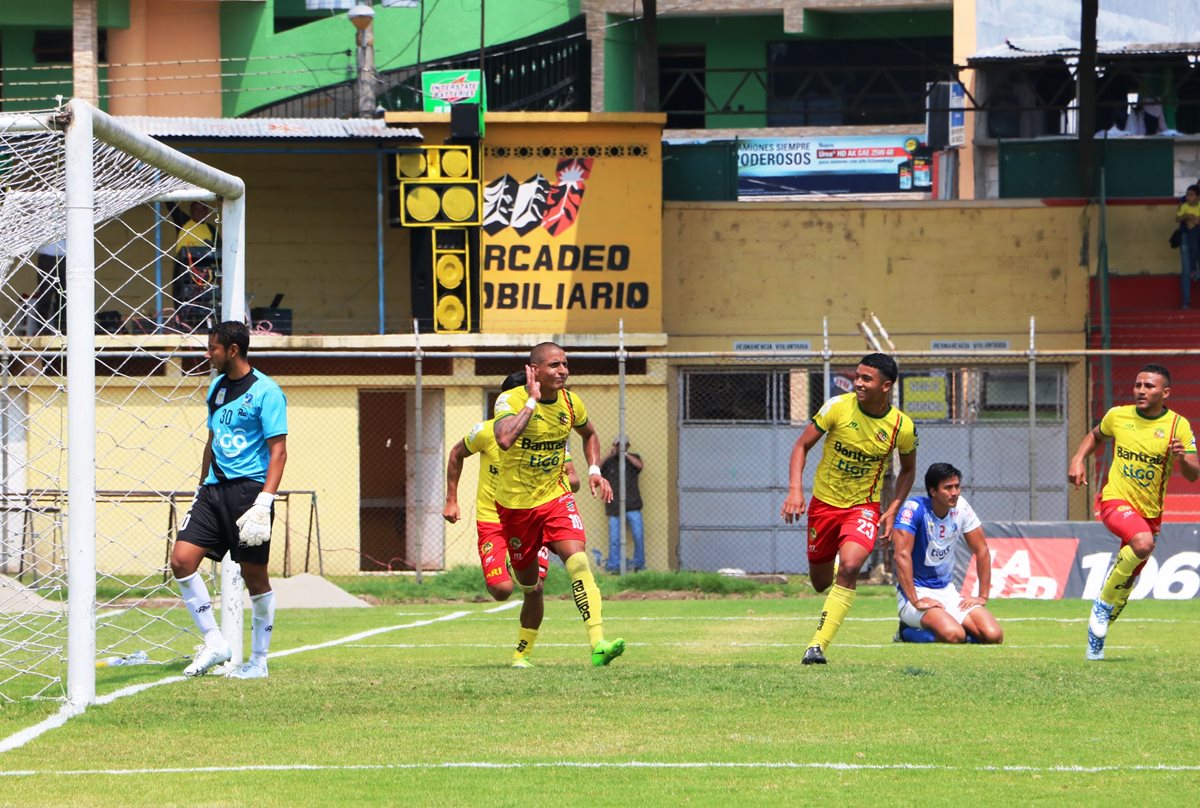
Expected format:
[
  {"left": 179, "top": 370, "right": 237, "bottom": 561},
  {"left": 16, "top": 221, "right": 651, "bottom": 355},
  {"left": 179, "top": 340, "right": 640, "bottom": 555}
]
[
  {"left": 0, "top": 0, "right": 128, "bottom": 112},
  {"left": 606, "top": 10, "right": 951, "bottom": 125},
  {"left": 219, "top": 0, "right": 579, "bottom": 117}
]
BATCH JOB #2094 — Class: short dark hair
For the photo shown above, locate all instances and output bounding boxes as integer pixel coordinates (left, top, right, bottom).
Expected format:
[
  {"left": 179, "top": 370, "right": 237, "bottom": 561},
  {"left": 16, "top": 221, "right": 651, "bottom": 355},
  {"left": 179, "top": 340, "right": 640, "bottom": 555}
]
[
  {"left": 1187, "top": 184, "right": 1199, "bottom": 195},
  {"left": 1140, "top": 364, "right": 1171, "bottom": 386},
  {"left": 501, "top": 371, "right": 525, "bottom": 392},
  {"left": 925, "top": 462, "right": 962, "bottom": 496},
  {"left": 529, "top": 341, "right": 561, "bottom": 365},
  {"left": 859, "top": 352, "right": 898, "bottom": 383},
  {"left": 211, "top": 320, "right": 249, "bottom": 357}
]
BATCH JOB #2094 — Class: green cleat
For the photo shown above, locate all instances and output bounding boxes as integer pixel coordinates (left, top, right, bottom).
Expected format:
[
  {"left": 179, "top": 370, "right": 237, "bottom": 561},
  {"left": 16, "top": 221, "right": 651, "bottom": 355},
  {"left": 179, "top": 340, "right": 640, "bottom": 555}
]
[
  {"left": 511, "top": 656, "right": 534, "bottom": 669},
  {"left": 591, "top": 638, "right": 626, "bottom": 667}
]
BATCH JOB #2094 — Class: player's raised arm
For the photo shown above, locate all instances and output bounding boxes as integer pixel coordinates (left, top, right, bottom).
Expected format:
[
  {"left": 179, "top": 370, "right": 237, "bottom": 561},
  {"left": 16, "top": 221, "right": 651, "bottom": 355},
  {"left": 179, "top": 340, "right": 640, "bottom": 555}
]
[
  {"left": 494, "top": 365, "right": 541, "bottom": 450},
  {"left": 781, "top": 423, "right": 822, "bottom": 523}
]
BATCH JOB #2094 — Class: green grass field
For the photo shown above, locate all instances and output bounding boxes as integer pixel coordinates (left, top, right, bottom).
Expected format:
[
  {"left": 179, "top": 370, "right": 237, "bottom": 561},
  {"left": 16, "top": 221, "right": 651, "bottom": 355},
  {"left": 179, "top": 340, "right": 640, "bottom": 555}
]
[{"left": 2, "top": 589, "right": 1199, "bottom": 806}]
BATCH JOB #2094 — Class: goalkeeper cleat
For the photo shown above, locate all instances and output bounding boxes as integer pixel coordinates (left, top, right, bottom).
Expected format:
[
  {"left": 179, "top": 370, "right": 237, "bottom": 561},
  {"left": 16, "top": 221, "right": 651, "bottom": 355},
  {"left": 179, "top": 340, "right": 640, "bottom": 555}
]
[
  {"left": 225, "top": 659, "right": 269, "bottom": 679},
  {"left": 511, "top": 656, "right": 534, "bottom": 669},
  {"left": 591, "top": 638, "right": 626, "bottom": 667},
  {"left": 183, "top": 642, "right": 232, "bottom": 677},
  {"left": 1088, "top": 598, "right": 1114, "bottom": 640},
  {"left": 801, "top": 645, "right": 827, "bottom": 665}
]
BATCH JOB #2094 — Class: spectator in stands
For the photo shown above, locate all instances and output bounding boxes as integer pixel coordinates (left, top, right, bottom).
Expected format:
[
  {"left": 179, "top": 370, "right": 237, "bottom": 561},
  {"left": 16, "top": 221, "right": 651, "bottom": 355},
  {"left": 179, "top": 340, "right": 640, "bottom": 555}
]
[
  {"left": 1178, "top": 185, "right": 1200, "bottom": 308},
  {"left": 1069, "top": 364, "right": 1199, "bottom": 661},
  {"left": 172, "top": 201, "right": 216, "bottom": 260},
  {"left": 600, "top": 438, "right": 645, "bottom": 573},
  {"left": 891, "top": 462, "right": 1003, "bottom": 645}
]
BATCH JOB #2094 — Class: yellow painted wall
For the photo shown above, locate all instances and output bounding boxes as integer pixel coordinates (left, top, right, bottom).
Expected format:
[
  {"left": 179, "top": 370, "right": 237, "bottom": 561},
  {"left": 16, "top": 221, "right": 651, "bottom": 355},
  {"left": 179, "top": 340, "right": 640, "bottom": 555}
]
[
  {"left": 662, "top": 201, "right": 1093, "bottom": 351},
  {"left": 108, "top": 0, "right": 223, "bottom": 118}
]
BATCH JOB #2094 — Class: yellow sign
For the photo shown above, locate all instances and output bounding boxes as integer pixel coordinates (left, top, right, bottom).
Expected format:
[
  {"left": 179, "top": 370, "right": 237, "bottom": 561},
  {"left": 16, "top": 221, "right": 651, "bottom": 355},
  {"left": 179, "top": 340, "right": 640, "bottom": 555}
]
[
  {"left": 478, "top": 118, "right": 662, "bottom": 333},
  {"left": 902, "top": 374, "right": 949, "bottom": 421}
]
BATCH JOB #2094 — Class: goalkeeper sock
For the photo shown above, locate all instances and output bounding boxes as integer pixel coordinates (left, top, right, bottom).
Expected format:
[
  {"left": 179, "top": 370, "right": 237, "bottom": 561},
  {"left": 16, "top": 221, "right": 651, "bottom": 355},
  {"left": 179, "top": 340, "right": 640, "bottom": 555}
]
[
  {"left": 513, "top": 627, "right": 539, "bottom": 662},
  {"left": 809, "top": 584, "right": 856, "bottom": 651},
  {"left": 565, "top": 552, "right": 604, "bottom": 648},
  {"left": 250, "top": 590, "right": 276, "bottom": 663},
  {"left": 1100, "top": 545, "right": 1142, "bottom": 606},
  {"left": 176, "top": 572, "right": 222, "bottom": 646}
]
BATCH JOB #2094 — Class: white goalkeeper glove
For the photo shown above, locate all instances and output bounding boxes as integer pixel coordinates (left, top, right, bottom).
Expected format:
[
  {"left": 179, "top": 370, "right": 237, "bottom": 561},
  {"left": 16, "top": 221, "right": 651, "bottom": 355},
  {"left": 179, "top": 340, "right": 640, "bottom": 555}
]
[{"left": 236, "top": 492, "right": 275, "bottom": 547}]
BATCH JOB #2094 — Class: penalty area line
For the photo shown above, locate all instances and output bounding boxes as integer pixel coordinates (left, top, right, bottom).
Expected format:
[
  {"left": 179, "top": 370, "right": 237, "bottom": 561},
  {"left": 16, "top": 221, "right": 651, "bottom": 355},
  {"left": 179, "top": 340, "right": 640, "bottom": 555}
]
[
  {"left": 0, "top": 604, "right": 514, "bottom": 756},
  {"left": 4, "top": 760, "right": 1200, "bottom": 778}
]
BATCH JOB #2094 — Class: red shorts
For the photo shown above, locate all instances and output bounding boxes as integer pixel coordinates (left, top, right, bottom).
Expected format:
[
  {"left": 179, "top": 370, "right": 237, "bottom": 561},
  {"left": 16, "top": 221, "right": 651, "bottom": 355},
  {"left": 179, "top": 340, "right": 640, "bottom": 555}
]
[
  {"left": 1100, "top": 500, "right": 1161, "bottom": 543},
  {"left": 496, "top": 494, "right": 587, "bottom": 570},
  {"left": 805, "top": 497, "right": 880, "bottom": 565},
  {"left": 478, "top": 522, "right": 551, "bottom": 583},
  {"left": 477, "top": 522, "right": 510, "bottom": 586}
]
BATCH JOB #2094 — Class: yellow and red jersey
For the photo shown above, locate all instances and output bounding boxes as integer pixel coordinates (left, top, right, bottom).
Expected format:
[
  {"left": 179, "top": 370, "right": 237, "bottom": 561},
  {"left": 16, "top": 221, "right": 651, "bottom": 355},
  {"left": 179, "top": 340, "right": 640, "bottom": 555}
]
[
  {"left": 493, "top": 386, "right": 587, "bottom": 509},
  {"left": 811, "top": 392, "right": 917, "bottom": 508},
  {"left": 1099, "top": 405, "right": 1196, "bottom": 518}
]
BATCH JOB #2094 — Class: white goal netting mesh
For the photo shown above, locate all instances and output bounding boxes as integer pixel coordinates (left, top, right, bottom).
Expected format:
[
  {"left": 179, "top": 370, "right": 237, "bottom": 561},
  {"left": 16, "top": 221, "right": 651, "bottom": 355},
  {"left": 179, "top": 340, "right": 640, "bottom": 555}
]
[{"left": 0, "top": 109, "right": 233, "bottom": 702}]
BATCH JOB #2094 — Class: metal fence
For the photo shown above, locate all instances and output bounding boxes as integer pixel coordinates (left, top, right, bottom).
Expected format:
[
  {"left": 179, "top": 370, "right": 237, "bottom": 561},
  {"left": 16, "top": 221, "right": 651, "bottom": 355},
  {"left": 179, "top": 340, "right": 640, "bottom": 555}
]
[{"left": 229, "top": 343, "right": 1142, "bottom": 579}]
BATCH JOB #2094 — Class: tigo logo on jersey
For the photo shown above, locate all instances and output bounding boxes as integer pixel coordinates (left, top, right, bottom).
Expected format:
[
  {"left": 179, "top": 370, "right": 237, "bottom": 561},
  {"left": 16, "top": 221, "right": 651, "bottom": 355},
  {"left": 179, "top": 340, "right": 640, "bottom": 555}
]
[{"left": 960, "top": 537, "right": 1078, "bottom": 599}]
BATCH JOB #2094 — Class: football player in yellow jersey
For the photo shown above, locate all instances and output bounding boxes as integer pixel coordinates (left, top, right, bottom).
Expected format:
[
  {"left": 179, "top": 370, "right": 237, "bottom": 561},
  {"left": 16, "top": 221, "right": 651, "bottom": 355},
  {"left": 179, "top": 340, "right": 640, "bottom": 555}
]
[
  {"left": 781, "top": 353, "right": 918, "bottom": 665},
  {"left": 493, "top": 342, "right": 626, "bottom": 668},
  {"left": 1069, "top": 364, "right": 1199, "bottom": 660},
  {"left": 443, "top": 373, "right": 579, "bottom": 603}
]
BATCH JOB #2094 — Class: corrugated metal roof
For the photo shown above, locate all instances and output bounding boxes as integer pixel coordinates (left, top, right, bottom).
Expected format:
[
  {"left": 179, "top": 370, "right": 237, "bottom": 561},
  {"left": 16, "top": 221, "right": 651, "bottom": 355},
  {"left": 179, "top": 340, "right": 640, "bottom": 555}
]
[
  {"left": 116, "top": 116, "right": 423, "bottom": 141},
  {"left": 970, "top": 37, "right": 1200, "bottom": 62}
]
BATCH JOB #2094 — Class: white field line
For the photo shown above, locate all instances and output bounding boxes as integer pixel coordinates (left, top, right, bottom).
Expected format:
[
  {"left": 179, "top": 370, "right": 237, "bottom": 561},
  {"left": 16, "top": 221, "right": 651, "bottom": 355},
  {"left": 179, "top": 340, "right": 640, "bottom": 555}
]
[
  {"left": 344, "top": 640, "right": 1134, "bottom": 650},
  {"left": 0, "top": 602, "right": 519, "bottom": 756},
  {"left": 467, "top": 614, "right": 1189, "bottom": 624},
  {"left": 3, "top": 760, "right": 1200, "bottom": 778}
]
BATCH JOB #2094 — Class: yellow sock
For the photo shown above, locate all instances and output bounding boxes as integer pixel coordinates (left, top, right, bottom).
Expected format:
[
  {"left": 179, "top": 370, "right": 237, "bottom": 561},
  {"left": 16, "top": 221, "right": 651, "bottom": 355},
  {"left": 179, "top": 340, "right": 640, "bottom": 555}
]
[
  {"left": 565, "top": 552, "right": 604, "bottom": 648},
  {"left": 513, "top": 627, "right": 539, "bottom": 661},
  {"left": 1100, "top": 545, "right": 1142, "bottom": 606},
  {"left": 809, "top": 584, "right": 856, "bottom": 651}
]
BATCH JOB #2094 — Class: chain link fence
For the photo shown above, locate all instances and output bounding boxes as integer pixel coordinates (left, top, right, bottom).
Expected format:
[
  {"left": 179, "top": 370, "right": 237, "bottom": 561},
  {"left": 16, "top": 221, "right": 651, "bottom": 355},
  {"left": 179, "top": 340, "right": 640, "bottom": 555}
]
[{"left": 223, "top": 345, "right": 1144, "bottom": 579}]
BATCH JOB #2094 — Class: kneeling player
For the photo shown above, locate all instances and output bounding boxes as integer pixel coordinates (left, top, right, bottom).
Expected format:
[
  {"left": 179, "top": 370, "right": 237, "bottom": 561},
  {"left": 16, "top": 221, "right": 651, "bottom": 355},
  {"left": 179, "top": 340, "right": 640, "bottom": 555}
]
[{"left": 891, "top": 462, "right": 1003, "bottom": 644}]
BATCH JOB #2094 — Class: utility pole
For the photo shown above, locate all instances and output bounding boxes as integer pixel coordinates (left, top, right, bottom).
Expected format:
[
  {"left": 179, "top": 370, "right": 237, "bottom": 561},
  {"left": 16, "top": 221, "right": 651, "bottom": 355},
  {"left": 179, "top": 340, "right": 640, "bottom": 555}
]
[
  {"left": 634, "top": 0, "right": 659, "bottom": 112},
  {"left": 349, "top": 4, "right": 378, "bottom": 118},
  {"left": 72, "top": 0, "right": 99, "bottom": 105},
  {"left": 1077, "top": 0, "right": 1098, "bottom": 197}
]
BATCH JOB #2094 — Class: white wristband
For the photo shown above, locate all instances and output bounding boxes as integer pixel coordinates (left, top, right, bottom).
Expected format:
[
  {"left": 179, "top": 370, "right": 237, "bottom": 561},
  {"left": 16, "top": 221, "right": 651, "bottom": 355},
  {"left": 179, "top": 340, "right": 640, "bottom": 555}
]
[
  {"left": 254, "top": 492, "right": 276, "bottom": 508},
  {"left": 524, "top": 397, "right": 537, "bottom": 411},
  {"left": 588, "top": 464, "right": 602, "bottom": 478}
]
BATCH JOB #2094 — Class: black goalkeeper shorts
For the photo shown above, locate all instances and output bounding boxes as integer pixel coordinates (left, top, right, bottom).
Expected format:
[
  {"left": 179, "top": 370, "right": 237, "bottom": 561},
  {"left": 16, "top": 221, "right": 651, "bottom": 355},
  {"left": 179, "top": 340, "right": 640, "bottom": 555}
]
[{"left": 176, "top": 478, "right": 274, "bottom": 565}]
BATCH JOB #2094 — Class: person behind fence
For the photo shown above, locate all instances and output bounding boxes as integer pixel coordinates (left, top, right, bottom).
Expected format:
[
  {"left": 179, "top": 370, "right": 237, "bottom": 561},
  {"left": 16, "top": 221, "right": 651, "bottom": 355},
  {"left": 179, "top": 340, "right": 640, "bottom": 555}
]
[
  {"left": 171, "top": 202, "right": 218, "bottom": 324},
  {"left": 31, "top": 239, "right": 66, "bottom": 334},
  {"left": 1177, "top": 185, "right": 1200, "bottom": 309},
  {"left": 171, "top": 320, "right": 288, "bottom": 680},
  {"left": 443, "top": 371, "right": 579, "bottom": 604},
  {"left": 600, "top": 438, "right": 645, "bottom": 573},
  {"left": 493, "top": 342, "right": 626, "bottom": 668},
  {"left": 891, "top": 462, "right": 1003, "bottom": 645},
  {"left": 1068, "top": 363, "right": 1198, "bottom": 661},
  {"left": 781, "top": 352, "right": 917, "bottom": 666}
]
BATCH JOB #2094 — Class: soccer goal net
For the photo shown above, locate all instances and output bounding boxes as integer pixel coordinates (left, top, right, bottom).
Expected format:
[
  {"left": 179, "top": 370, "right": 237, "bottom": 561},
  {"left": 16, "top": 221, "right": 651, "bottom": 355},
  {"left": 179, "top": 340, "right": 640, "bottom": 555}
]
[{"left": 0, "top": 101, "right": 246, "bottom": 707}]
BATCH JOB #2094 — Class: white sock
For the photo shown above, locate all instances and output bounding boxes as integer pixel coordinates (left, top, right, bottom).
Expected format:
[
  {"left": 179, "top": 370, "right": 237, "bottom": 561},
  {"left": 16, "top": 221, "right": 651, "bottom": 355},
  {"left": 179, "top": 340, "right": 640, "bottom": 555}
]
[
  {"left": 250, "top": 590, "right": 275, "bottom": 664},
  {"left": 176, "top": 572, "right": 224, "bottom": 647}
]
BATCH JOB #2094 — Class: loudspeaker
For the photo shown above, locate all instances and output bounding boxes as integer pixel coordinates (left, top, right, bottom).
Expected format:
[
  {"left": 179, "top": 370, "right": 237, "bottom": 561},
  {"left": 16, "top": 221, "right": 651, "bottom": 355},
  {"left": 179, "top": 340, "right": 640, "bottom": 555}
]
[{"left": 449, "top": 103, "right": 481, "bottom": 141}]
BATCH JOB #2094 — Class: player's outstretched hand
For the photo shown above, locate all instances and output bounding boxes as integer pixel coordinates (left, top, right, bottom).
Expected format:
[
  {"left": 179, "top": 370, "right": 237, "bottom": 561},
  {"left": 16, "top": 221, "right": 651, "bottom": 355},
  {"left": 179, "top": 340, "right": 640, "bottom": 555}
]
[
  {"left": 591, "top": 473, "right": 613, "bottom": 503},
  {"left": 236, "top": 492, "right": 275, "bottom": 547},
  {"left": 780, "top": 490, "right": 806, "bottom": 524},
  {"left": 1067, "top": 459, "right": 1088, "bottom": 491}
]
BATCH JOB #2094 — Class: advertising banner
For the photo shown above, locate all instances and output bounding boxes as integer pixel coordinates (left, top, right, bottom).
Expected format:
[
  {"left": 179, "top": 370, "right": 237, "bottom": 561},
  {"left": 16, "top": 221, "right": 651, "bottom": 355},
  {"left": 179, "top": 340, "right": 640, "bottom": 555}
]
[
  {"left": 955, "top": 522, "right": 1200, "bottom": 601},
  {"left": 737, "top": 135, "right": 923, "bottom": 196},
  {"left": 478, "top": 120, "right": 663, "bottom": 333}
]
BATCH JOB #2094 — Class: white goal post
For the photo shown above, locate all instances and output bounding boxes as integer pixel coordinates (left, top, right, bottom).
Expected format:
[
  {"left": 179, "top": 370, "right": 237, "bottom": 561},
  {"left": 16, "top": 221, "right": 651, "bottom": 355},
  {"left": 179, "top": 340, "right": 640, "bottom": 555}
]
[{"left": 0, "top": 100, "right": 248, "bottom": 709}]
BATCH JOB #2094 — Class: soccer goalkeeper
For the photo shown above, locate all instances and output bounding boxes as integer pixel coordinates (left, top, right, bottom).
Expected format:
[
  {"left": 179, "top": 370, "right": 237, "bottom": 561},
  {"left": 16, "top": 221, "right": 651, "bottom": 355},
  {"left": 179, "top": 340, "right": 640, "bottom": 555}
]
[{"left": 171, "top": 321, "right": 288, "bottom": 680}]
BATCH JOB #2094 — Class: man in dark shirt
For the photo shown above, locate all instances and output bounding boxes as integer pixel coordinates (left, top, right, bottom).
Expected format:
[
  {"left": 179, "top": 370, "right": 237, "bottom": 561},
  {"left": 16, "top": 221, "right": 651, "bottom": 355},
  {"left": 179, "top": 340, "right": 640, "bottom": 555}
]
[{"left": 600, "top": 440, "right": 645, "bottom": 573}]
